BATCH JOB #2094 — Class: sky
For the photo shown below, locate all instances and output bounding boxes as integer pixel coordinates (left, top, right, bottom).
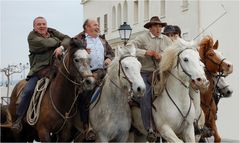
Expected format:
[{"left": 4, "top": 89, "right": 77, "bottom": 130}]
[
  {"left": 1, "top": 0, "right": 83, "bottom": 67},
  {"left": 0, "top": 0, "right": 83, "bottom": 82}
]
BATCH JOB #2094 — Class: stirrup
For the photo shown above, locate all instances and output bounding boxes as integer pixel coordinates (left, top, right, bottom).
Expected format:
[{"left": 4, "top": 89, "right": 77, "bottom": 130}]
[
  {"left": 12, "top": 121, "right": 23, "bottom": 132},
  {"left": 85, "top": 129, "right": 96, "bottom": 141}
]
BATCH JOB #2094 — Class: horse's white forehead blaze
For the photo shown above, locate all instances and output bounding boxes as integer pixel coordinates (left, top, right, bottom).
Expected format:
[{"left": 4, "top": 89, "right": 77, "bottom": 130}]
[
  {"left": 121, "top": 57, "right": 141, "bottom": 69},
  {"left": 74, "top": 49, "right": 89, "bottom": 59},
  {"left": 214, "top": 50, "right": 224, "bottom": 59},
  {"left": 180, "top": 49, "right": 200, "bottom": 60}
]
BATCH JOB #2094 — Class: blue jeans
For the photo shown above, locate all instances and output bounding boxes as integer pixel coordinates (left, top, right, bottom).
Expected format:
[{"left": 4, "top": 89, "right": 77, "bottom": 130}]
[
  {"left": 16, "top": 75, "right": 39, "bottom": 117},
  {"left": 140, "top": 72, "right": 153, "bottom": 131}
]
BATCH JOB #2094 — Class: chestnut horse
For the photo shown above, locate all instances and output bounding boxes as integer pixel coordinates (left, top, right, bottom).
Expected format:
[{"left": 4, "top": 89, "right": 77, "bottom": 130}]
[
  {"left": 8, "top": 38, "right": 95, "bottom": 141},
  {"left": 198, "top": 36, "right": 233, "bottom": 142}
]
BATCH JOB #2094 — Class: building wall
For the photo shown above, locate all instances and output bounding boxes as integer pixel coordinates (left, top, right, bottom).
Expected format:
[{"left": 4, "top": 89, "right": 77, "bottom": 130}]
[
  {"left": 82, "top": 0, "right": 239, "bottom": 140},
  {"left": 199, "top": 1, "right": 239, "bottom": 140}
]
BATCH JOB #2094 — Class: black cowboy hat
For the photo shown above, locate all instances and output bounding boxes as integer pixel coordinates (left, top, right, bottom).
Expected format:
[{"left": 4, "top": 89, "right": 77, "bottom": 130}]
[
  {"left": 173, "top": 25, "right": 182, "bottom": 37},
  {"left": 162, "top": 25, "right": 177, "bottom": 35},
  {"left": 144, "top": 16, "right": 167, "bottom": 29}
]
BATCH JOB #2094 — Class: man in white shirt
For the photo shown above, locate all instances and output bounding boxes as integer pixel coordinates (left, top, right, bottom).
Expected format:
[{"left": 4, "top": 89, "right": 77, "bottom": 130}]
[{"left": 74, "top": 19, "right": 114, "bottom": 141}]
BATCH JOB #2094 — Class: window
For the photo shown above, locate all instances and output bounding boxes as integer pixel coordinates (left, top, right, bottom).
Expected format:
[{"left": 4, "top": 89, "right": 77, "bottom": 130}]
[
  {"left": 182, "top": 0, "right": 189, "bottom": 11},
  {"left": 144, "top": 0, "right": 149, "bottom": 20},
  {"left": 112, "top": 6, "right": 116, "bottom": 30},
  {"left": 97, "top": 17, "right": 100, "bottom": 28},
  {"left": 182, "top": 32, "right": 189, "bottom": 41},
  {"left": 117, "top": 3, "right": 122, "bottom": 27},
  {"left": 104, "top": 14, "right": 108, "bottom": 33},
  {"left": 160, "top": 0, "right": 166, "bottom": 18},
  {"left": 134, "top": 0, "right": 138, "bottom": 24},
  {"left": 123, "top": 1, "right": 128, "bottom": 22}
]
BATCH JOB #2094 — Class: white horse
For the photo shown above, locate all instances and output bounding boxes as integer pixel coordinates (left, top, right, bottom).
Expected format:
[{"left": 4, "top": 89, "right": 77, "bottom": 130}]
[
  {"left": 89, "top": 44, "right": 146, "bottom": 142},
  {"left": 213, "top": 76, "right": 233, "bottom": 98},
  {"left": 131, "top": 38, "right": 209, "bottom": 142}
]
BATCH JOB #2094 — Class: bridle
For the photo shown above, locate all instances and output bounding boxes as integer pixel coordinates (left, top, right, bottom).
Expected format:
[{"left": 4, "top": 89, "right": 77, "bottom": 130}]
[
  {"left": 109, "top": 55, "right": 135, "bottom": 96},
  {"left": 50, "top": 49, "right": 93, "bottom": 135},
  {"left": 202, "top": 47, "right": 226, "bottom": 74},
  {"left": 165, "top": 48, "right": 198, "bottom": 127},
  {"left": 170, "top": 48, "right": 195, "bottom": 88},
  {"left": 59, "top": 50, "right": 93, "bottom": 87}
]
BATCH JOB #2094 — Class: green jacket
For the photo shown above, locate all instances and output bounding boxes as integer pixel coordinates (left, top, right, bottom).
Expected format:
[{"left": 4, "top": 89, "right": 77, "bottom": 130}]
[{"left": 27, "top": 28, "right": 70, "bottom": 77}]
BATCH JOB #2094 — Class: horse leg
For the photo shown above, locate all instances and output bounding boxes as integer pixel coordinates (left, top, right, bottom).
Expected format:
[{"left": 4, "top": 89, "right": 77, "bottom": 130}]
[
  {"left": 159, "top": 125, "right": 183, "bottom": 143},
  {"left": 58, "top": 124, "right": 72, "bottom": 141},
  {"left": 182, "top": 124, "right": 195, "bottom": 142},
  {"left": 38, "top": 127, "right": 51, "bottom": 141},
  {"left": 211, "top": 120, "right": 221, "bottom": 142},
  {"left": 96, "top": 132, "right": 108, "bottom": 142}
]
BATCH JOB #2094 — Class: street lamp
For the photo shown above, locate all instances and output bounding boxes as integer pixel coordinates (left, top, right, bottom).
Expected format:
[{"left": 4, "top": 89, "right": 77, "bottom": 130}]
[{"left": 118, "top": 22, "right": 132, "bottom": 46}]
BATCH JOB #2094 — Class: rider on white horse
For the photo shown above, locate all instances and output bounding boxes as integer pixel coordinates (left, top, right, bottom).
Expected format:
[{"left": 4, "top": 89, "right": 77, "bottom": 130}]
[{"left": 129, "top": 16, "right": 172, "bottom": 141}]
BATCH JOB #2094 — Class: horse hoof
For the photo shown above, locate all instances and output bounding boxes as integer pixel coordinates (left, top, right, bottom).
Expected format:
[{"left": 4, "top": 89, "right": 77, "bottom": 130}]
[{"left": 147, "top": 131, "right": 157, "bottom": 142}]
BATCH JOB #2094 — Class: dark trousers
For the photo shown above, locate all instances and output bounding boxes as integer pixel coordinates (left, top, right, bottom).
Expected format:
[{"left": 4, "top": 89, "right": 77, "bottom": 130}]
[
  {"left": 16, "top": 75, "right": 39, "bottom": 117},
  {"left": 140, "top": 72, "right": 153, "bottom": 131},
  {"left": 79, "top": 90, "right": 94, "bottom": 126},
  {"left": 79, "top": 69, "right": 106, "bottom": 126}
]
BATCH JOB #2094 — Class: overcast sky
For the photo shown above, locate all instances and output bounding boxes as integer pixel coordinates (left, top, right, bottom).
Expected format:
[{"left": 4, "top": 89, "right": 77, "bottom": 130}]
[{"left": 0, "top": 0, "right": 83, "bottom": 68}]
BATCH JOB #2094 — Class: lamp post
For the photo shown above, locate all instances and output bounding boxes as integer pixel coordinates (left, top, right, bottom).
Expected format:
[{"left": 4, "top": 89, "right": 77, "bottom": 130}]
[{"left": 118, "top": 22, "right": 132, "bottom": 46}]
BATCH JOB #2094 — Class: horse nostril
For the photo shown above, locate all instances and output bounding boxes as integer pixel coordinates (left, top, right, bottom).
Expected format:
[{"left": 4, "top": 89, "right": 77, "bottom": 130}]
[
  {"left": 85, "top": 79, "right": 91, "bottom": 85},
  {"left": 227, "top": 64, "right": 231, "bottom": 67},
  {"left": 227, "top": 90, "right": 232, "bottom": 94},
  {"left": 137, "top": 87, "right": 141, "bottom": 92},
  {"left": 197, "top": 78, "right": 202, "bottom": 82}
]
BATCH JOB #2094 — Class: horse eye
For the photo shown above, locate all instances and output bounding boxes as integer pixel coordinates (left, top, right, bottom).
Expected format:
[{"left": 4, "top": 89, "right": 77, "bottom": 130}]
[
  {"left": 74, "top": 58, "right": 79, "bottom": 63},
  {"left": 124, "top": 66, "right": 129, "bottom": 70},
  {"left": 209, "top": 53, "right": 214, "bottom": 56},
  {"left": 183, "top": 58, "right": 188, "bottom": 62}
]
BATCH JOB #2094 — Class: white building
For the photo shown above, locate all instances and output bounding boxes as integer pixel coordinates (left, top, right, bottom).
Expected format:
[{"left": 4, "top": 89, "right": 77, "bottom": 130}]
[{"left": 81, "top": 0, "right": 239, "bottom": 140}]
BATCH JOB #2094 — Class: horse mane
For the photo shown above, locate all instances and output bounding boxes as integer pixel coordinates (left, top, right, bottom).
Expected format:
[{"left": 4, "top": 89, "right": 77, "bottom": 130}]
[
  {"left": 199, "top": 35, "right": 214, "bottom": 47},
  {"left": 198, "top": 35, "right": 214, "bottom": 59},
  {"left": 157, "top": 38, "right": 195, "bottom": 95}
]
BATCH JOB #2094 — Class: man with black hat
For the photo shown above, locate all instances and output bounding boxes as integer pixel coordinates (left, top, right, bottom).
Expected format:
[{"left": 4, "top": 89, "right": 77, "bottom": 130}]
[
  {"left": 129, "top": 16, "right": 172, "bottom": 141},
  {"left": 162, "top": 25, "right": 182, "bottom": 41}
]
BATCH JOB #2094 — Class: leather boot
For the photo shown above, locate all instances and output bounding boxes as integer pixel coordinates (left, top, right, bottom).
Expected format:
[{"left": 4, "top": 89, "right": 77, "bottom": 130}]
[{"left": 12, "top": 115, "right": 23, "bottom": 132}]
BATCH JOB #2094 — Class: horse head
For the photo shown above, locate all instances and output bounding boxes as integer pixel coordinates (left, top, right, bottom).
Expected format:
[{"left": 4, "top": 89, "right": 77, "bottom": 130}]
[
  {"left": 199, "top": 35, "right": 233, "bottom": 75},
  {"left": 110, "top": 44, "right": 146, "bottom": 96},
  {"left": 161, "top": 38, "right": 209, "bottom": 90},
  {"left": 213, "top": 76, "right": 233, "bottom": 98},
  {"left": 62, "top": 38, "right": 95, "bottom": 90}
]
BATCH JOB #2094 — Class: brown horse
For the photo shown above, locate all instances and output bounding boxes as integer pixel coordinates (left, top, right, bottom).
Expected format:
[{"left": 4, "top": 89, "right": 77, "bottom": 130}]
[
  {"left": 198, "top": 36, "right": 233, "bottom": 142},
  {"left": 7, "top": 38, "right": 95, "bottom": 141}
]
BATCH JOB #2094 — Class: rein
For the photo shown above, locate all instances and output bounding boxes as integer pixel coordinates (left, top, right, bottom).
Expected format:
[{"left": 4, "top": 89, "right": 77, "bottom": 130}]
[
  {"left": 109, "top": 55, "right": 135, "bottom": 95},
  {"left": 164, "top": 48, "right": 195, "bottom": 127},
  {"left": 170, "top": 48, "right": 194, "bottom": 88},
  {"left": 49, "top": 50, "right": 90, "bottom": 135}
]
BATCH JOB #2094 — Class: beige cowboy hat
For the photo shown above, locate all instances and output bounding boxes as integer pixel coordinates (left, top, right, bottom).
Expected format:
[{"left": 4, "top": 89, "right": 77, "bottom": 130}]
[{"left": 144, "top": 16, "right": 167, "bottom": 29}]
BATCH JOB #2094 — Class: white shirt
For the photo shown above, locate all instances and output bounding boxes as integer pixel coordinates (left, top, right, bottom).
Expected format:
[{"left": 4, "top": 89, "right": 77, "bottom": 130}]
[{"left": 85, "top": 34, "right": 105, "bottom": 70}]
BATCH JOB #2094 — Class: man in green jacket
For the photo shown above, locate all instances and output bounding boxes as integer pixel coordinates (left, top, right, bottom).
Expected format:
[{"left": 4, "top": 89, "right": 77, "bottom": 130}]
[{"left": 12, "top": 16, "right": 70, "bottom": 131}]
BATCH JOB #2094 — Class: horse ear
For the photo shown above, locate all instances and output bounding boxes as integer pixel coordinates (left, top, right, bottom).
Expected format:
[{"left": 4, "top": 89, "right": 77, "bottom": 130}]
[
  {"left": 126, "top": 43, "right": 136, "bottom": 56},
  {"left": 213, "top": 40, "right": 219, "bottom": 50},
  {"left": 116, "top": 45, "right": 124, "bottom": 57}
]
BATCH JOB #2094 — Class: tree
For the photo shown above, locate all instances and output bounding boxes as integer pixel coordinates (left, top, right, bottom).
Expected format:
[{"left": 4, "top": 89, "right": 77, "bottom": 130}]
[{"left": 0, "top": 63, "right": 28, "bottom": 97}]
